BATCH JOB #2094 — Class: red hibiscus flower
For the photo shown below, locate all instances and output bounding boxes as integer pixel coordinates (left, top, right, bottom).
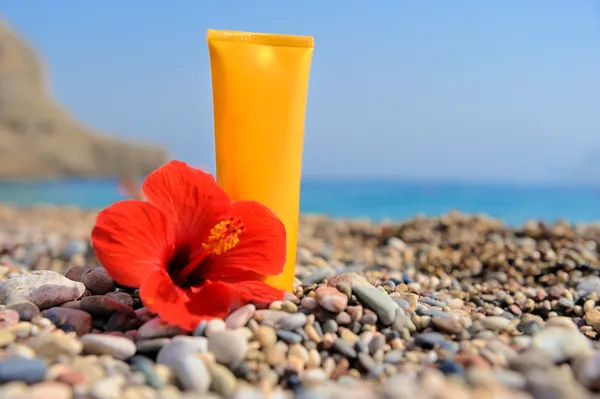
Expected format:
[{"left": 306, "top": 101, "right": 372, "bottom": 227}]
[{"left": 91, "top": 160, "right": 286, "bottom": 331}]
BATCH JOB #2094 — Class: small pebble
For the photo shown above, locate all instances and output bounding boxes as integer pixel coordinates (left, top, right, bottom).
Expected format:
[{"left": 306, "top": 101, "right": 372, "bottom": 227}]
[
  {"left": 81, "top": 334, "right": 137, "bottom": 360},
  {"left": 353, "top": 285, "right": 398, "bottom": 326},
  {"left": 138, "top": 318, "right": 185, "bottom": 339},
  {"left": 208, "top": 330, "right": 248, "bottom": 367},
  {"left": 0, "top": 358, "right": 47, "bottom": 383},
  {"left": 45, "top": 307, "right": 92, "bottom": 336},
  {"left": 81, "top": 267, "right": 114, "bottom": 295},
  {"left": 315, "top": 286, "right": 348, "bottom": 313},
  {"left": 225, "top": 304, "right": 256, "bottom": 329},
  {"left": 254, "top": 325, "right": 277, "bottom": 348},
  {"left": 7, "top": 300, "right": 40, "bottom": 321},
  {"left": 280, "top": 313, "right": 307, "bottom": 330}
]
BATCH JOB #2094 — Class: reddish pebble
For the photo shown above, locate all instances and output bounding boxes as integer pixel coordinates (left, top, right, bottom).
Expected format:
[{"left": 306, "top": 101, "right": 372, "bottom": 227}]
[
  {"left": 135, "top": 307, "right": 155, "bottom": 324},
  {"left": 80, "top": 295, "right": 134, "bottom": 318},
  {"left": 315, "top": 286, "right": 348, "bottom": 313},
  {"left": 455, "top": 354, "right": 491, "bottom": 370},
  {"left": 225, "top": 304, "right": 256, "bottom": 329},
  {"left": 61, "top": 301, "right": 82, "bottom": 310},
  {"left": 64, "top": 266, "right": 85, "bottom": 282},
  {"left": 138, "top": 317, "right": 186, "bottom": 339},
  {"left": 105, "top": 291, "right": 134, "bottom": 308},
  {"left": 328, "top": 273, "right": 370, "bottom": 288},
  {"left": 0, "top": 309, "right": 20, "bottom": 327},
  {"left": 301, "top": 297, "right": 318, "bottom": 310},
  {"left": 81, "top": 267, "right": 114, "bottom": 295},
  {"left": 509, "top": 305, "right": 522, "bottom": 316},
  {"left": 331, "top": 358, "right": 350, "bottom": 380},
  {"left": 45, "top": 307, "right": 92, "bottom": 335},
  {"left": 56, "top": 370, "right": 89, "bottom": 386},
  {"left": 106, "top": 309, "right": 139, "bottom": 332}
]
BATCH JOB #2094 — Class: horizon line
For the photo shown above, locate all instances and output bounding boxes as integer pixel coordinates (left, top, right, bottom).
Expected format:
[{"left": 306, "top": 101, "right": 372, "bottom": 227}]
[{"left": 0, "top": 175, "right": 597, "bottom": 190}]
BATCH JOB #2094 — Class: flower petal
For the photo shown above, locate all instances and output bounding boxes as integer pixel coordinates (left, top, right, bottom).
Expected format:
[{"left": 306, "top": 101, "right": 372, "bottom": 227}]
[
  {"left": 186, "top": 280, "right": 234, "bottom": 323},
  {"left": 203, "top": 200, "right": 286, "bottom": 279},
  {"left": 140, "top": 270, "right": 234, "bottom": 331},
  {"left": 91, "top": 200, "right": 174, "bottom": 287},
  {"left": 228, "top": 280, "right": 285, "bottom": 306},
  {"left": 142, "top": 160, "right": 231, "bottom": 249},
  {"left": 139, "top": 268, "right": 186, "bottom": 319}
]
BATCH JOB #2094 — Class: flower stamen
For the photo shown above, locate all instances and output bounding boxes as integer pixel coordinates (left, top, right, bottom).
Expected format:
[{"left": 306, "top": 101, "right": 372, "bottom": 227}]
[{"left": 202, "top": 217, "right": 244, "bottom": 255}]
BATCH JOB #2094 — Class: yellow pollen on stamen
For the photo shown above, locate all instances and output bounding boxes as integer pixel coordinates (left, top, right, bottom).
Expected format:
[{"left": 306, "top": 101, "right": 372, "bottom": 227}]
[{"left": 202, "top": 217, "right": 244, "bottom": 255}]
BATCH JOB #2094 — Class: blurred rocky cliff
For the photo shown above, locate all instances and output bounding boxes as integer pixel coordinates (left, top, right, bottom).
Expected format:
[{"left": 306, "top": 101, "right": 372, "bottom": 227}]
[{"left": 0, "top": 19, "right": 167, "bottom": 180}]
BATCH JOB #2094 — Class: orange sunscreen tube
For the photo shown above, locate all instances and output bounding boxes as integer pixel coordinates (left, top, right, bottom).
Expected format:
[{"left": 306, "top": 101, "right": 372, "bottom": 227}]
[{"left": 207, "top": 29, "right": 314, "bottom": 292}]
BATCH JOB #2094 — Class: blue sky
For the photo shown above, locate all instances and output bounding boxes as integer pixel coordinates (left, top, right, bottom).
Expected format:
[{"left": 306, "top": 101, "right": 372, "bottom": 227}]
[{"left": 3, "top": 1, "right": 600, "bottom": 183}]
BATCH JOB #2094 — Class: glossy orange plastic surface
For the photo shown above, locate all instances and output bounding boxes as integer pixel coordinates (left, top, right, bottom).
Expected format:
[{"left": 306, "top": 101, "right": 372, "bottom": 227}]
[{"left": 207, "top": 29, "right": 314, "bottom": 292}]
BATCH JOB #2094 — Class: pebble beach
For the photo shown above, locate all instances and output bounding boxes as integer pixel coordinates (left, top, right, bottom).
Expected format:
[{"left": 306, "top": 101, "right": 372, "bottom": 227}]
[{"left": 1, "top": 205, "right": 600, "bottom": 398}]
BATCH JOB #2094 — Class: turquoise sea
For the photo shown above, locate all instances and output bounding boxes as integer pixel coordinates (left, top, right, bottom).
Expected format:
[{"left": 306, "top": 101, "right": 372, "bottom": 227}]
[{"left": 0, "top": 179, "right": 598, "bottom": 226}]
